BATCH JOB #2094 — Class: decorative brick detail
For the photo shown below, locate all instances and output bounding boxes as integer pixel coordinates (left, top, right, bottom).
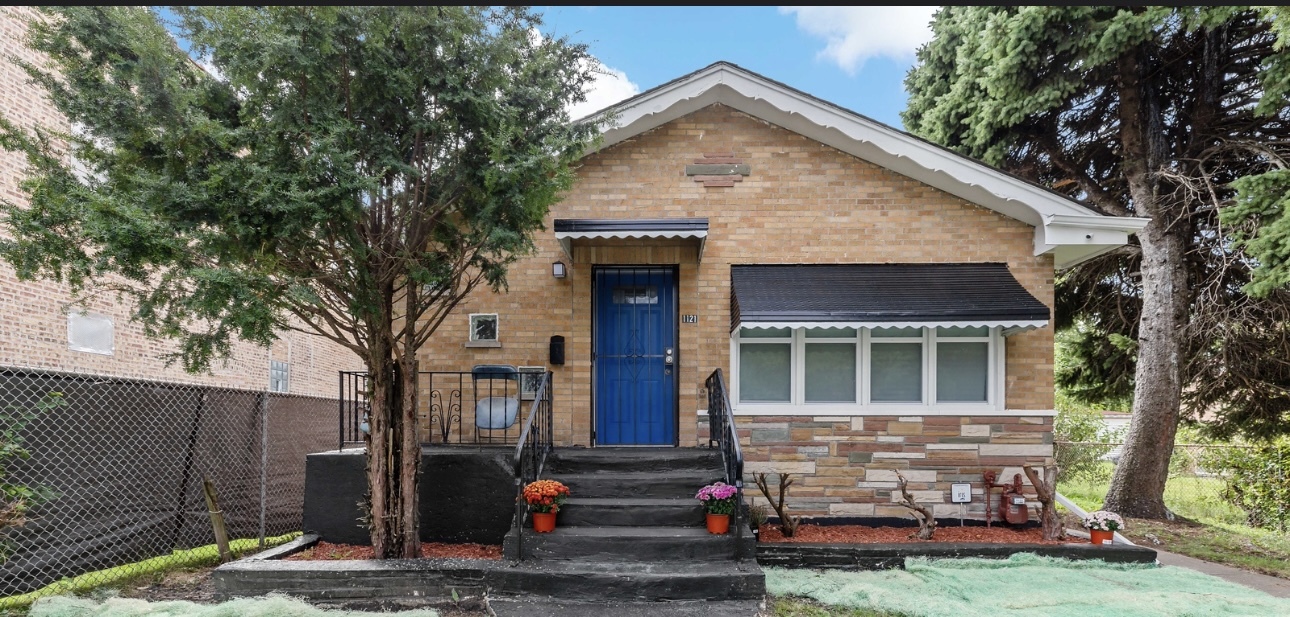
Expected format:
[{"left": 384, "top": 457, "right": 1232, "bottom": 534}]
[{"left": 685, "top": 153, "right": 750, "bottom": 187}]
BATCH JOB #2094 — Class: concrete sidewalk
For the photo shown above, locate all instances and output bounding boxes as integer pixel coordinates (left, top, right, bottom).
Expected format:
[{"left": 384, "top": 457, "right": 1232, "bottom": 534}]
[{"left": 1156, "top": 549, "right": 1290, "bottom": 598}]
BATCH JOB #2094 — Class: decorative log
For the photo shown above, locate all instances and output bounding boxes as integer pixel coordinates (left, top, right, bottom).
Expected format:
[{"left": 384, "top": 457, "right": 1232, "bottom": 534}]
[
  {"left": 202, "top": 475, "right": 233, "bottom": 563},
  {"left": 895, "top": 471, "right": 936, "bottom": 540},
  {"left": 1024, "top": 463, "right": 1065, "bottom": 541},
  {"left": 754, "top": 472, "right": 800, "bottom": 537}
]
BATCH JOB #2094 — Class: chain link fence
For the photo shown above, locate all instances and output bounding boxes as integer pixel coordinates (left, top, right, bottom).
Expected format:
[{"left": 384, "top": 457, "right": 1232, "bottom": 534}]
[
  {"left": 0, "top": 367, "right": 339, "bottom": 603},
  {"left": 1056, "top": 441, "right": 1289, "bottom": 532}
]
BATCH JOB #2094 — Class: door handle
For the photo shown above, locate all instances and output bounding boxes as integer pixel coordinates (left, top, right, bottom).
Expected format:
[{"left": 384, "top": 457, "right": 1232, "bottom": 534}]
[{"left": 664, "top": 348, "right": 675, "bottom": 366}]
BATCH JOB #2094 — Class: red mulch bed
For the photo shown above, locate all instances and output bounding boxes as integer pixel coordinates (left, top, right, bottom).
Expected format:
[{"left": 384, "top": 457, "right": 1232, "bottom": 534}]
[
  {"left": 285, "top": 540, "right": 503, "bottom": 560},
  {"left": 760, "top": 524, "right": 1072, "bottom": 544}
]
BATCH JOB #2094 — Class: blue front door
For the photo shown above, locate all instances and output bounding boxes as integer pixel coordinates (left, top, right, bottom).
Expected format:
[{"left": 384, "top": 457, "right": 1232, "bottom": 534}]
[{"left": 594, "top": 267, "right": 677, "bottom": 445}]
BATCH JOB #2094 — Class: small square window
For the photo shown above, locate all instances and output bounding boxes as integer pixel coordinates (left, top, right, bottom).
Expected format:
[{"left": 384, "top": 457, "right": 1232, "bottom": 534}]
[
  {"left": 519, "top": 366, "right": 546, "bottom": 400},
  {"left": 469, "top": 314, "right": 499, "bottom": 342},
  {"left": 269, "top": 360, "right": 289, "bottom": 393}
]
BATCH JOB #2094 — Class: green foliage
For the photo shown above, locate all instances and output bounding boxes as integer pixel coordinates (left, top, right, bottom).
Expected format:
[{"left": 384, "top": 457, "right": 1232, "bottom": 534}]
[
  {"left": 0, "top": 533, "right": 299, "bottom": 609},
  {"left": 1, "top": 392, "right": 63, "bottom": 562},
  {"left": 1054, "top": 324, "right": 1134, "bottom": 410},
  {"left": 906, "top": 6, "right": 1290, "bottom": 441},
  {"left": 0, "top": 6, "right": 601, "bottom": 372},
  {"left": 1053, "top": 403, "right": 1124, "bottom": 485},
  {"left": 1224, "top": 170, "right": 1290, "bottom": 296},
  {"left": 1200, "top": 439, "right": 1290, "bottom": 531}
]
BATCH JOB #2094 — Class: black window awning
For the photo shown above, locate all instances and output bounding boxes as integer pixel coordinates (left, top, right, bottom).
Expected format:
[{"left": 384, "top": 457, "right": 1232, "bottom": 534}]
[{"left": 730, "top": 263, "right": 1049, "bottom": 334}]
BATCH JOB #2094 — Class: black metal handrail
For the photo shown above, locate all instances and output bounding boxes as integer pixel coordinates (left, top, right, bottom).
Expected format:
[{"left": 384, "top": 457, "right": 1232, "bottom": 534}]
[
  {"left": 512, "top": 371, "right": 553, "bottom": 560},
  {"left": 338, "top": 369, "right": 543, "bottom": 449},
  {"left": 706, "top": 368, "right": 746, "bottom": 560}
]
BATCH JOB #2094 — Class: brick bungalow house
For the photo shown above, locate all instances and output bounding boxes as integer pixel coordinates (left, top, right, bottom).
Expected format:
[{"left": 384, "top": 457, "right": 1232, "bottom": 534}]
[{"left": 417, "top": 62, "right": 1148, "bottom": 521}]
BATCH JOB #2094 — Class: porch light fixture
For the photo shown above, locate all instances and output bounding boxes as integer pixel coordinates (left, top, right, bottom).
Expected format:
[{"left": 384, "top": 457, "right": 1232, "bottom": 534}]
[{"left": 552, "top": 261, "right": 567, "bottom": 279}]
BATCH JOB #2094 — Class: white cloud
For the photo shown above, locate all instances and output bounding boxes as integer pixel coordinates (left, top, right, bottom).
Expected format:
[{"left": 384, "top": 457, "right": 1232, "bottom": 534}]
[
  {"left": 780, "top": 6, "right": 938, "bottom": 74},
  {"left": 569, "top": 64, "right": 640, "bottom": 121}
]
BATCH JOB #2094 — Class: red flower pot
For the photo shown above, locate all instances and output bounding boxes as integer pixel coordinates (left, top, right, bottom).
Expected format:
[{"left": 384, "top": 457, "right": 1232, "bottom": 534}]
[
  {"left": 1090, "top": 529, "right": 1115, "bottom": 546},
  {"left": 706, "top": 513, "right": 730, "bottom": 535},
  {"left": 532, "top": 511, "right": 556, "bottom": 533}
]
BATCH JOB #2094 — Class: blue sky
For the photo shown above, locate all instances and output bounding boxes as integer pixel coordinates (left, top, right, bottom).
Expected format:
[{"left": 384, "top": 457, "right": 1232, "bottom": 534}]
[
  {"left": 540, "top": 7, "right": 939, "bottom": 128},
  {"left": 158, "top": 6, "right": 938, "bottom": 130}
]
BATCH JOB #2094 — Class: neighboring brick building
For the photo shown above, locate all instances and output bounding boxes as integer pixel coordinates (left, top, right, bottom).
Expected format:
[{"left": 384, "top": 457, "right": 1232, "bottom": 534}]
[
  {"left": 0, "top": 7, "right": 359, "bottom": 395},
  {"left": 417, "top": 63, "right": 1147, "bottom": 521}
]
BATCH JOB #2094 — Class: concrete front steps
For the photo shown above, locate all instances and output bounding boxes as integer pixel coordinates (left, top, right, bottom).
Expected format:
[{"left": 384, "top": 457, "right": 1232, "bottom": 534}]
[{"left": 501, "top": 447, "right": 762, "bottom": 602}]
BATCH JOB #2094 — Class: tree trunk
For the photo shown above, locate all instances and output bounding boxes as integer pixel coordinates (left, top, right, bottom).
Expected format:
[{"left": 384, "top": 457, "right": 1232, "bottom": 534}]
[
  {"left": 1103, "top": 224, "right": 1188, "bottom": 519},
  {"left": 1023, "top": 464, "right": 1064, "bottom": 541},
  {"left": 1103, "top": 50, "right": 1190, "bottom": 520},
  {"left": 365, "top": 349, "right": 421, "bottom": 558}
]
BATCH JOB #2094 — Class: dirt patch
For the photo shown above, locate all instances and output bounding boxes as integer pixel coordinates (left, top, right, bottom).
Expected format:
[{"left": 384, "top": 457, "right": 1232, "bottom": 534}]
[
  {"left": 760, "top": 524, "right": 1071, "bottom": 544},
  {"left": 113, "top": 567, "right": 216, "bottom": 603},
  {"left": 285, "top": 540, "right": 503, "bottom": 561}
]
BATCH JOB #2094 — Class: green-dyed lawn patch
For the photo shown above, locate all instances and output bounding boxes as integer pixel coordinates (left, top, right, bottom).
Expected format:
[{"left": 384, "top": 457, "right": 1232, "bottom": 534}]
[
  {"left": 770, "top": 597, "right": 905, "bottom": 616},
  {"left": 28, "top": 594, "right": 438, "bottom": 617},
  {"left": 766, "top": 554, "right": 1290, "bottom": 617},
  {"left": 0, "top": 533, "right": 299, "bottom": 610}
]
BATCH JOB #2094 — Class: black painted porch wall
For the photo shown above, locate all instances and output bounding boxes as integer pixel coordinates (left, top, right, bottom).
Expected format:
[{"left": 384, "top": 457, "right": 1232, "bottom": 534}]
[{"left": 302, "top": 447, "right": 516, "bottom": 545}]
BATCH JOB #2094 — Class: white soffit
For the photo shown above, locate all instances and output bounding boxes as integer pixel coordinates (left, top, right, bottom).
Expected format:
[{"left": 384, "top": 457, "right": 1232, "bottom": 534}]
[
  {"left": 585, "top": 63, "right": 1149, "bottom": 269},
  {"left": 554, "top": 229, "right": 708, "bottom": 261}
]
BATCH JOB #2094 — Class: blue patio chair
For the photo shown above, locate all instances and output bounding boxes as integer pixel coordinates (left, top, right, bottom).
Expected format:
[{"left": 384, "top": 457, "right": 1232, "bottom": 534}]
[{"left": 472, "top": 364, "right": 520, "bottom": 430}]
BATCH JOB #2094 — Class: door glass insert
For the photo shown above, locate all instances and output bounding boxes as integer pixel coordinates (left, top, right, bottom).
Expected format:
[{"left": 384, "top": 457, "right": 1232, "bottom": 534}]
[{"left": 612, "top": 285, "right": 658, "bottom": 305}]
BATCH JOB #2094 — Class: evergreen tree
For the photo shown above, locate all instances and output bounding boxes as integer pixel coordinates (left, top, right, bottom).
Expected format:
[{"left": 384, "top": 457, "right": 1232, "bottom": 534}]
[
  {"left": 0, "top": 7, "right": 600, "bottom": 556},
  {"left": 905, "top": 7, "right": 1290, "bottom": 518}
]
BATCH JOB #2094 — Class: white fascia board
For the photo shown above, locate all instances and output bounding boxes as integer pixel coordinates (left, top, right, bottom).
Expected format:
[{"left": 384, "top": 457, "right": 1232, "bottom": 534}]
[
  {"left": 589, "top": 64, "right": 1149, "bottom": 265},
  {"left": 1037, "top": 214, "right": 1150, "bottom": 269}
]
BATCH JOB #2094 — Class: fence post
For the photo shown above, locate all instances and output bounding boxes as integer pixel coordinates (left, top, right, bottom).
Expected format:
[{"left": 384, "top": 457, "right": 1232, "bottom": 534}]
[
  {"left": 171, "top": 391, "right": 207, "bottom": 548},
  {"left": 259, "top": 391, "right": 269, "bottom": 549}
]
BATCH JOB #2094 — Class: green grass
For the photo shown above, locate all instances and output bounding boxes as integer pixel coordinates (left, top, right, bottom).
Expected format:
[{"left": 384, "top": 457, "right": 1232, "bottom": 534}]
[
  {"left": 1126, "top": 519, "right": 1290, "bottom": 579},
  {"left": 1057, "top": 474, "right": 1247, "bottom": 526},
  {"left": 1057, "top": 474, "right": 1290, "bottom": 579},
  {"left": 0, "top": 533, "right": 299, "bottom": 610}
]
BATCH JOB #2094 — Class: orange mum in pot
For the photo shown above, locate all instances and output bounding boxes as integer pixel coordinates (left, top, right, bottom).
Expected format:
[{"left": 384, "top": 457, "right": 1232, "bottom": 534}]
[{"left": 522, "top": 479, "right": 570, "bottom": 513}]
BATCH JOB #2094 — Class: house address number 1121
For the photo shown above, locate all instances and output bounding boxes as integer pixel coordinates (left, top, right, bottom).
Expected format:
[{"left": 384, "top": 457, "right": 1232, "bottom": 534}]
[{"left": 682, "top": 315, "right": 698, "bottom": 324}]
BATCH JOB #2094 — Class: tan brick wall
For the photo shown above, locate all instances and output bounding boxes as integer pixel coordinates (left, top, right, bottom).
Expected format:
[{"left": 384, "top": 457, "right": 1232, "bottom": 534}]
[
  {"left": 0, "top": 8, "right": 360, "bottom": 395},
  {"left": 420, "top": 104, "right": 1056, "bottom": 457}
]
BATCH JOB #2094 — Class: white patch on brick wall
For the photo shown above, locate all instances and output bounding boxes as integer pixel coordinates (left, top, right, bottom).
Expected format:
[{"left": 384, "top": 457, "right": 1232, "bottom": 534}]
[
  {"left": 866, "top": 469, "right": 936, "bottom": 483},
  {"left": 872, "top": 451, "right": 926, "bottom": 459},
  {"left": 745, "top": 461, "right": 816, "bottom": 475},
  {"left": 829, "top": 503, "right": 876, "bottom": 515},
  {"left": 979, "top": 444, "right": 1053, "bottom": 457},
  {"left": 961, "top": 424, "right": 992, "bottom": 437},
  {"left": 67, "top": 311, "right": 113, "bottom": 355}
]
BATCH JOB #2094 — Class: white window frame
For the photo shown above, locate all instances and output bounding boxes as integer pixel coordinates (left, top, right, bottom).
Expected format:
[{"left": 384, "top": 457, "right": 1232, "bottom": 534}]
[
  {"left": 730, "top": 326, "right": 1007, "bottom": 416},
  {"left": 468, "top": 313, "right": 499, "bottom": 343}
]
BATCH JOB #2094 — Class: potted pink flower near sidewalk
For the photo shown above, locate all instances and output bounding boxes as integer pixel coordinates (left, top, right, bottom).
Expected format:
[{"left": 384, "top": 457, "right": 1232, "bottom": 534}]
[{"left": 696, "top": 482, "right": 739, "bottom": 534}]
